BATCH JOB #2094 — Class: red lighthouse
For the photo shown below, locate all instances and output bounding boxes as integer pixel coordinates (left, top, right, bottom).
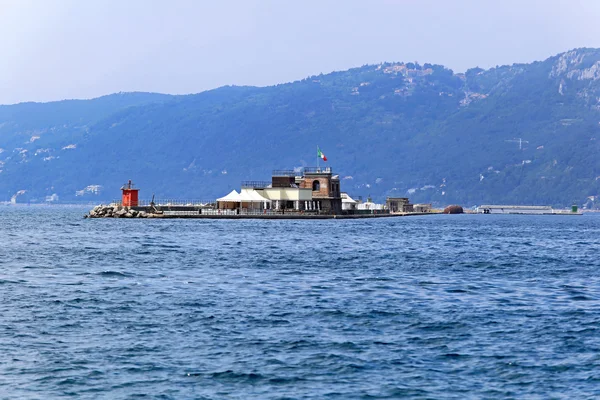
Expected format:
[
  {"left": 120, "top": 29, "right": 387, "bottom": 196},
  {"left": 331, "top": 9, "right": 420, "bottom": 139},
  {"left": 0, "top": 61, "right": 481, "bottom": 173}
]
[{"left": 121, "top": 180, "right": 139, "bottom": 207}]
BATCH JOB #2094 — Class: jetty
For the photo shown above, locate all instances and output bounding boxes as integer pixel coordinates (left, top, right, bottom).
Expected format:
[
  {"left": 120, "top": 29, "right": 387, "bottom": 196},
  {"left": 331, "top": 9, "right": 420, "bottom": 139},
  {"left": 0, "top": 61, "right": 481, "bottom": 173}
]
[
  {"left": 86, "top": 171, "right": 440, "bottom": 219},
  {"left": 85, "top": 204, "right": 434, "bottom": 219},
  {"left": 476, "top": 205, "right": 582, "bottom": 215}
]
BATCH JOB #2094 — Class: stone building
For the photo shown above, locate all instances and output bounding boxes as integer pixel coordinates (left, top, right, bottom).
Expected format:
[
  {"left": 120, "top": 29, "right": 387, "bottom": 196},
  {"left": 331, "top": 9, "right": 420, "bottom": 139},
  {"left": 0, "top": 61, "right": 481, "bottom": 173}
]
[
  {"left": 217, "top": 167, "right": 342, "bottom": 214},
  {"left": 298, "top": 167, "right": 342, "bottom": 214},
  {"left": 386, "top": 197, "right": 414, "bottom": 213},
  {"left": 263, "top": 170, "right": 313, "bottom": 211},
  {"left": 413, "top": 203, "right": 432, "bottom": 213}
]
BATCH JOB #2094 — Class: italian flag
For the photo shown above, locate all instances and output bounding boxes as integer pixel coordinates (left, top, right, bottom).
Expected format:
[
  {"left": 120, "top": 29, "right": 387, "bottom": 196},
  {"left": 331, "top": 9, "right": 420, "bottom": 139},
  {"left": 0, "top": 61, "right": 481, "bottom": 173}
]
[{"left": 317, "top": 147, "right": 327, "bottom": 161}]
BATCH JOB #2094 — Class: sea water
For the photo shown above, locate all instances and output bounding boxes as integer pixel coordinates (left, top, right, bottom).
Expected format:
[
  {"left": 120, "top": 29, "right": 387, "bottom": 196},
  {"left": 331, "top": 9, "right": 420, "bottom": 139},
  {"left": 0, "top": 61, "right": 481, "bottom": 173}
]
[{"left": 1, "top": 206, "right": 599, "bottom": 399}]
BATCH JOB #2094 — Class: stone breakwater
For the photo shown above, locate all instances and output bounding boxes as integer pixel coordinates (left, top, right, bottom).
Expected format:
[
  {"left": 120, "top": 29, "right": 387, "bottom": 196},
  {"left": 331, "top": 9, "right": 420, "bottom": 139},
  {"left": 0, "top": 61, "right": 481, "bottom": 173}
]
[{"left": 85, "top": 205, "right": 152, "bottom": 219}]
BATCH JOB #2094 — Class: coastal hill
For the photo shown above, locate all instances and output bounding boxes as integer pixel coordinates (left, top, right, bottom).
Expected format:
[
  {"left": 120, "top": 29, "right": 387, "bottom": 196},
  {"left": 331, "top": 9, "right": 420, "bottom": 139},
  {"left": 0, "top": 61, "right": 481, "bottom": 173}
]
[{"left": 1, "top": 48, "right": 600, "bottom": 207}]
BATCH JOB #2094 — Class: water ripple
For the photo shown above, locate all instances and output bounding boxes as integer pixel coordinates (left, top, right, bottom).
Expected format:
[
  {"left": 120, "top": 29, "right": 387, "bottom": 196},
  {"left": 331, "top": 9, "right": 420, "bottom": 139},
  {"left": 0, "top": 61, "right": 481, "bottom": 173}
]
[{"left": 0, "top": 207, "right": 600, "bottom": 398}]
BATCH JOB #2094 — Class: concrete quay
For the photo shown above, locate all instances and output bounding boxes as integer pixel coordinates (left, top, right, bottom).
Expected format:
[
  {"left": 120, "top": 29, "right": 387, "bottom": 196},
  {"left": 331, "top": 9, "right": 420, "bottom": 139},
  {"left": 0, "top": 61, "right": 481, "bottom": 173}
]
[
  {"left": 142, "top": 212, "right": 437, "bottom": 219},
  {"left": 85, "top": 204, "right": 439, "bottom": 219}
]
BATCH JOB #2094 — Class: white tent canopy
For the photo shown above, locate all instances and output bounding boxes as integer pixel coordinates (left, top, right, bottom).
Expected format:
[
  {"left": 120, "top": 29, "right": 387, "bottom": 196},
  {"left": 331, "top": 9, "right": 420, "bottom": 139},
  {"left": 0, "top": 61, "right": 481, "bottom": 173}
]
[
  {"left": 239, "top": 188, "right": 271, "bottom": 203},
  {"left": 341, "top": 193, "right": 357, "bottom": 204},
  {"left": 217, "top": 188, "right": 271, "bottom": 210},
  {"left": 239, "top": 188, "right": 271, "bottom": 209},
  {"left": 341, "top": 192, "right": 358, "bottom": 211},
  {"left": 216, "top": 190, "right": 242, "bottom": 202}
]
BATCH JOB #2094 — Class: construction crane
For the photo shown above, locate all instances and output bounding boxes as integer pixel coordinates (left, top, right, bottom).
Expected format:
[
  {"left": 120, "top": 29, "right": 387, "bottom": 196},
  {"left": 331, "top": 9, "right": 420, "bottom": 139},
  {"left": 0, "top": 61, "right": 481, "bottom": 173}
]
[{"left": 505, "top": 137, "right": 529, "bottom": 150}]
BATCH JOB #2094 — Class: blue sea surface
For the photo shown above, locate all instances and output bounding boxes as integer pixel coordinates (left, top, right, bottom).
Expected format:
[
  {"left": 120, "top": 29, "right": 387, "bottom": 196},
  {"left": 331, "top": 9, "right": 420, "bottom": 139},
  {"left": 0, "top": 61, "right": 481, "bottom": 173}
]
[{"left": 1, "top": 206, "right": 600, "bottom": 399}]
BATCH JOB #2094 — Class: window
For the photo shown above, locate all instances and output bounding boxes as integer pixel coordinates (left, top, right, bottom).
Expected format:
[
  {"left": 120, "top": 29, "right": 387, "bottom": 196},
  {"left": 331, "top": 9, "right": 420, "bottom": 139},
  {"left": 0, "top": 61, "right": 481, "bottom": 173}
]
[{"left": 312, "top": 180, "right": 320, "bottom": 191}]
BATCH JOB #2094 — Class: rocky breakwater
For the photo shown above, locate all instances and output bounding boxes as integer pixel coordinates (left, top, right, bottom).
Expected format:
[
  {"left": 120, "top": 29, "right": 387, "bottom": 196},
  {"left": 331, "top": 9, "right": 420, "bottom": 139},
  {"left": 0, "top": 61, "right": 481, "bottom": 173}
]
[{"left": 86, "top": 205, "right": 153, "bottom": 219}]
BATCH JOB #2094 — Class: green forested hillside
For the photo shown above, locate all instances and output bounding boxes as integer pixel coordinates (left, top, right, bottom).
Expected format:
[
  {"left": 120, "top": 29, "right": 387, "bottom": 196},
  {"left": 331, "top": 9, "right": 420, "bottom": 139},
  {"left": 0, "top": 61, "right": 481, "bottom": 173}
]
[{"left": 1, "top": 49, "right": 600, "bottom": 208}]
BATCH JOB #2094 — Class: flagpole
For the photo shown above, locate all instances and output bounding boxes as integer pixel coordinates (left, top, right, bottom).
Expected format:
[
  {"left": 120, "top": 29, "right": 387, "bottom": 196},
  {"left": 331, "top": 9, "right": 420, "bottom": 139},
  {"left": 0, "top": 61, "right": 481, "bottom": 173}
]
[{"left": 317, "top": 145, "right": 319, "bottom": 170}]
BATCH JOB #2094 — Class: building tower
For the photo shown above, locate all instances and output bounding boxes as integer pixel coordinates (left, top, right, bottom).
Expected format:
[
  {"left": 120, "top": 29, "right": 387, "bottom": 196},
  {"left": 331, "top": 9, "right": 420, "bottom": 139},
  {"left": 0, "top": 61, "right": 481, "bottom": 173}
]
[
  {"left": 121, "top": 180, "right": 139, "bottom": 207},
  {"left": 299, "top": 167, "right": 342, "bottom": 213}
]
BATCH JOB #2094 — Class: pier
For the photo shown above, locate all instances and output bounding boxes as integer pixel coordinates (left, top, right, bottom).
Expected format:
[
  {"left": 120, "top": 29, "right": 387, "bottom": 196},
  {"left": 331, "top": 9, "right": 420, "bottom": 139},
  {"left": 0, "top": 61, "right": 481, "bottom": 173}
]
[
  {"left": 86, "top": 203, "right": 438, "bottom": 219},
  {"left": 86, "top": 174, "right": 441, "bottom": 219}
]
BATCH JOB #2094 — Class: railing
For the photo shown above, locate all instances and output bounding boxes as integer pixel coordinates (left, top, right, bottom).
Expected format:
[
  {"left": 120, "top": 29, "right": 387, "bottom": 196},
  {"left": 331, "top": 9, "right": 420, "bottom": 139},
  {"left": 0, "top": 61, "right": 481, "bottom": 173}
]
[
  {"left": 304, "top": 167, "right": 332, "bottom": 174},
  {"left": 241, "top": 181, "right": 271, "bottom": 189},
  {"left": 197, "top": 209, "right": 389, "bottom": 216},
  {"left": 272, "top": 183, "right": 299, "bottom": 188},
  {"left": 112, "top": 199, "right": 217, "bottom": 207},
  {"left": 348, "top": 209, "right": 390, "bottom": 215},
  {"left": 199, "top": 209, "right": 327, "bottom": 216},
  {"left": 163, "top": 210, "right": 205, "bottom": 216},
  {"left": 107, "top": 201, "right": 391, "bottom": 216},
  {"left": 272, "top": 170, "right": 297, "bottom": 177}
]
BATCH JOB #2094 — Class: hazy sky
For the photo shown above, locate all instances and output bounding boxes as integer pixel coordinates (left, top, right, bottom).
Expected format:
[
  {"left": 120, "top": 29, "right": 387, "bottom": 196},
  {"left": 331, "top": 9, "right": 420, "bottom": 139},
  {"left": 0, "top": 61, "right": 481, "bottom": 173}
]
[{"left": 1, "top": 0, "right": 600, "bottom": 104}]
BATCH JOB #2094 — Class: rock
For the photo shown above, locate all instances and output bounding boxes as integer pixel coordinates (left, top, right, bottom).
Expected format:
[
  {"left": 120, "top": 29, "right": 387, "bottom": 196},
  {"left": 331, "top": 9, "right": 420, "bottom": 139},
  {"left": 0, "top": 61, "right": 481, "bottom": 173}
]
[
  {"left": 443, "top": 205, "right": 464, "bottom": 214},
  {"left": 87, "top": 205, "right": 128, "bottom": 218},
  {"left": 125, "top": 212, "right": 132, "bottom": 218}
]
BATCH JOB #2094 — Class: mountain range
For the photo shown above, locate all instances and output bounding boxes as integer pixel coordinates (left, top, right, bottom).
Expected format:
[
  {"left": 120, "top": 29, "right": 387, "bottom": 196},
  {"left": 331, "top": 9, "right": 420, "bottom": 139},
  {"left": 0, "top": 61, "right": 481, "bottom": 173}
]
[{"left": 2, "top": 48, "right": 600, "bottom": 208}]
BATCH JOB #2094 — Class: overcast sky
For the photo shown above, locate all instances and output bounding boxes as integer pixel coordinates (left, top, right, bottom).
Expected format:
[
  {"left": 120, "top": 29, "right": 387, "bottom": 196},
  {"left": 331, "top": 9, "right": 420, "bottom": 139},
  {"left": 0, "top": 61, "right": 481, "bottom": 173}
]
[{"left": 1, "top": 0, "right": 600, "bottom": 104}]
